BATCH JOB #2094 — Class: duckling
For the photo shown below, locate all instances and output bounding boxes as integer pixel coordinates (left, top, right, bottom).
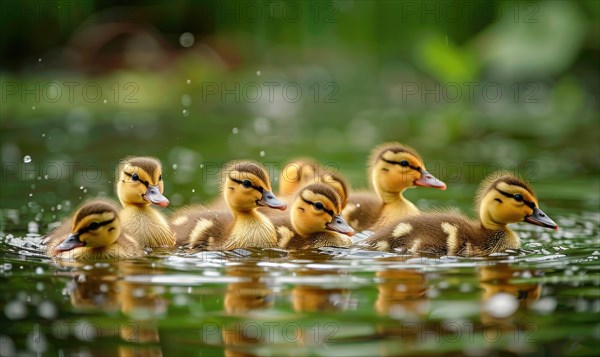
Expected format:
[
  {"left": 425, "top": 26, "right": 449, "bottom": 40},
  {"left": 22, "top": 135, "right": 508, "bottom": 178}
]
[
  {"left": 273, "top": 183, "right": 354, "bottom": 249},
  {"left": 171, "top": 161, "right": 287, "bottom": 250},
  {"left": 365, "top": 171, "right": 559, "bottom": 256},
  {"left": 116, "top": 156, "right": 175, "bottom": 248},
  {"left": 343, "top": 142, "right": 446, "bottom": 231},
  {"left": 316, "top": 171, "right": 350, "bottom": 208},
  {"left": 46, "top": 199, "right": 141, "bottom": 261},
  {"left": 277, "top": 158, "right": 318, "bottom": 199}
]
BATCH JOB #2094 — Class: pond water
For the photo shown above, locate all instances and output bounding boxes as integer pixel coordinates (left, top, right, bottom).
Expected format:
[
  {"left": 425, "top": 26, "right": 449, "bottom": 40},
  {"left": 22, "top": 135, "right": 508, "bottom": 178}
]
[{"left": 1, "top": 197, "right": 599, "bottom": 356}]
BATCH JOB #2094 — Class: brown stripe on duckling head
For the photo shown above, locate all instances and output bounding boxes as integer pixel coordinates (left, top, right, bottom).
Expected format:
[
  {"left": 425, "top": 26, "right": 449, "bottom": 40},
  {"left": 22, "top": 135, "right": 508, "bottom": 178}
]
[
  {"left": 370, "top": 142, "right": 422, "bottom": 165},
  {"left": 476, "top": 170, "right": 535, "bottom": 209},
  {"left": 368, "top": 142, "right": 423, "bottom": 175},
  {"left": 224, "top": 161, "right": 270, "bottom": 187},
  {"left": 116, "top": 156, "right": 162, "bottom": 181},
  {"left": 317, "top": 172, "right": 349, "bottom": 207},
  {"left": 73, "top": 199, "right": 119, "bottom": 226},
  {"left": 300, "top": 183, "right": 342, "bottom": 212}
]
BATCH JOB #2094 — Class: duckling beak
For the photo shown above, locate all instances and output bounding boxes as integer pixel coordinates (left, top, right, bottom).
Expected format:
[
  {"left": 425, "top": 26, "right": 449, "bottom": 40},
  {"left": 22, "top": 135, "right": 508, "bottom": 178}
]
[
  {"left": 257, "top": 190, "right": 287, "bottom": 211},
  {"left": 326, "top": 214, "right": 355, "bottom": 236},
  {"left": 56, "top": 233, "right": 85, "bottom": 252},
  {"left": 414, "top": 170, "right": 446, "bottom": 190},
  {"left": 525, "top": 207, "right": 559, "bottom": 230},
  {"left": 145, "top": 185, "right": 170, "bottom": 207}
]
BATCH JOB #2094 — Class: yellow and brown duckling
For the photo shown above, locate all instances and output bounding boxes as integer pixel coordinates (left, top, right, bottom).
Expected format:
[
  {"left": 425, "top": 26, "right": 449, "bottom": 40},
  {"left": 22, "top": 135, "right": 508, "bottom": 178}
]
[
  {"left": 277, "top": 158, "right": 319, "bottom": 200},
  {"left": 45, "top": 199, "right": 141, "bottom": 261},
  {"left": 316, "top": 171, "right": 350, "bottom": 209},
  {"left": 116, "top": 156, "right": 175, "bottom": 248},
  {"left": 365, "top": 171, "right": 558, "bottom": 256},
  {"left": 171, "top": 161, "right": 287, "bottom": 250},
  {"left": 274, "top": 183, "right": 355, "bottom": 249},
  {"left": 343, "top": 142, "right": 446, "bottom": 231}
]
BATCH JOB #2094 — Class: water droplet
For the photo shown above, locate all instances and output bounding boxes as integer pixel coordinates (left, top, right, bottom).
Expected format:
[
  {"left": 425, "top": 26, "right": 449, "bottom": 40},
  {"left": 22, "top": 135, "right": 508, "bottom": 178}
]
[
  {"left": 79, "top": 186, "right": 84, "bottom": 190},
  {"left": 83, "top": 189, "right": 87, "bottom": 193},
  {"left": 4, "top": 300, "right": 27, "bottom": 319},
  {"left": 38, "top": 58, "right": 42, "bottom": 62},
  {"left": 232, "top": 127, "right": 239, "bottom": 134},
  {"left": 23, "top": 155, "right": 32, "bottom": 163},
  {"left": 41, "top": 133, "right": 45, "bottom": 138},
  {"left": 192, "top": 189, "right": 195, "bottom": 193},
  {"left": 182, "top": 109, "right": 190, "bottom": 117},
  {"left": 179, "top": 32, "right": 195, "bottom": 48},
  {"left": 172, "top": 164, "right": 178, "bottom": 170},
  {"left": 37, "top": 301, "right": 56, "bottom": 319},
  {"left": 259, "top": 151, "right": 265, "bottom": 157},
  {"left": 31, "top": 106, "right": 36, "bottom": 110},
  {"left": 181, "top": 94, "right": 192, "bottom": 107},
  {"left": 186, "top": 79, "right": 191, "bottom": 85},
  {"left": 28, "top": 193, "right": 33, "bottom": 197},
  {"left": 483, "top": 293, "right": 518, "bottom": 318},
  {"left": 28, "top": 222, "right": 39, "bottom": 234},
  {"left": 103, "top": 99, "right": 108, "bottom": 104},
  {"left": 256, "top": 70, "right": 262, "bottom": 76}
]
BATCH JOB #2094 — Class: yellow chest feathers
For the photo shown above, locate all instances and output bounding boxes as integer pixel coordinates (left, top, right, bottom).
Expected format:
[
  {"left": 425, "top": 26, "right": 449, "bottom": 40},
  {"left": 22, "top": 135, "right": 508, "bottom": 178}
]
[
  {"left": 224, "top": 212, "right": 277, "bottom": 250},
  {"left": 121, "top": 206, "right": 175, "bottom": 248}
]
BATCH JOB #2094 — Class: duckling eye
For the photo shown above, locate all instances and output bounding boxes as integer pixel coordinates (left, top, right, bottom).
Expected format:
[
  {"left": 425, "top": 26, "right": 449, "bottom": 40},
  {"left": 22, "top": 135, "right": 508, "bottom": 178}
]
[
  {"left": 513, "top": 194, "right": 524, "bottom": 202},
  {"left": 88, "top": 222, "right": 100, "bottom": 231},
  {"left": 131, "top": 173, "right": 140, "bottom": 181},
  {"left": 400, "top": 160, "right": 409, "bottom": 167},
  {"left": 242, "top": 179, "right": 252, "bottom": 188},
  {"left": 314, "top": 202, "right": 324, "bottom": 210},
  {"left": 159, "top": 175, "right": 162, "bottom": 181}
]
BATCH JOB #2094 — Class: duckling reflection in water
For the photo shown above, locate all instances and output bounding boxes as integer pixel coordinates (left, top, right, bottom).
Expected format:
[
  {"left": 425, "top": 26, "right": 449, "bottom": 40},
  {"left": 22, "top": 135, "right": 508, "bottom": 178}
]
[
  {"left": 366, "top": 171, "right": 558, "bottom": 256},
  {"left": 45, "top": 199, "right": 142, "bottom": 261},
  {"left": 171, "top": 161, "right": 286, "bottom": 250},
  {"left": 273, "top": 183, "right": 354, "bottom": 249},
  {"left": 344, "top": 142, "right": 446, "bottom": 231},
  {"left": 64, "top": 264, "right": 165, "bottom": 357}
]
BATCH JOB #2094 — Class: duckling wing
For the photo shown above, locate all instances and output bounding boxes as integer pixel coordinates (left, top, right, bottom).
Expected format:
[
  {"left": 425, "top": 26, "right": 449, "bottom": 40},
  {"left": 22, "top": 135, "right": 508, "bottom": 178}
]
[
  {"left": 269, "top": 215, "right": 298, "bottom": 249},
  {"left": 365, "top": 213, "right": 476, "bottom": 256},
  {"left": 171, "top": 206, "right": 232, "bottom": 249},
  {"left": 343, "top": 191, "right": 382, "bottom": 231}
]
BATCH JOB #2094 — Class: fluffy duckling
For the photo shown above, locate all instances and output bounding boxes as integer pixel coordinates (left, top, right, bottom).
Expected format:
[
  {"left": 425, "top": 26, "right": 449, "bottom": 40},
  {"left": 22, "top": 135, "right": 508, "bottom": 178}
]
[
  {"left": 277, "top": 158, "right": 318, "bottom": 199},
  {"left": 172, "top": 161, "right": 287, "bottom": 250},
  {"left": 316, "top": 171, "right": 350, "bottom": 208},
  {"left": 116, "top": 156, "right": 175, "bottom": 248},
  {"left": 343, "top": 142, "right": 446, "bottom": 231},
  {"left": 273, "top": 183, "right": 355, "bottom": 249},
  {"left": 365, "top": 171, "right": 558, "bottom": 256},
  {"left": 46, "top": 199, "right": 141, "bottom": 261}
]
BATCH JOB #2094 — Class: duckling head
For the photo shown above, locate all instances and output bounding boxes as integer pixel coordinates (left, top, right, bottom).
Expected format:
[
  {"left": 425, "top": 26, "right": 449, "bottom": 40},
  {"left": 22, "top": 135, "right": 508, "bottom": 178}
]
[
  {"left": 278, "top": 159, "right": 318, "bottom": 197},
  {"left": 316, "top": 172, "right": 350, "bottom": 208},
  {"left": 56, "top": 200, "right": 122, "bottom": 252},
  {"left": 369, "top": 143, "right": 446, "bottom": 198},
  {"left": 291, "top": 183, "right": 354, "bottom": 237},
  {"left": 477, "top": 171, "right": 558, "bottom": 230},
  {"left": 224, "top": 161, "right": 287, "bottom": 212},
  {"left": 116, "top": 157, "right": 169, "bottom": 208}
]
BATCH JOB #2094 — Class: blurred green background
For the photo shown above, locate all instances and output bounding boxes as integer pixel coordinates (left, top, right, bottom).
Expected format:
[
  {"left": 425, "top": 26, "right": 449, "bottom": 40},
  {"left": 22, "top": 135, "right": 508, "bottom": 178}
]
[{"left": 1, "top": 0, "right": 599, "bottom": 216}]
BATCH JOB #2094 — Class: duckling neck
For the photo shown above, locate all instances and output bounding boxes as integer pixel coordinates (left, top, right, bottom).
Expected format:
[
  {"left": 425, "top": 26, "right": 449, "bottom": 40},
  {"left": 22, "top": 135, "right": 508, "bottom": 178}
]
[
  {"left": 120, "top": 204, "right": 175, "bottom": 248},
  {"left": 226, "top": 209, "right": 278, "bottom": 249},
  {"left": 377, "top": 190, "right": 419, "bottom": 224}
]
